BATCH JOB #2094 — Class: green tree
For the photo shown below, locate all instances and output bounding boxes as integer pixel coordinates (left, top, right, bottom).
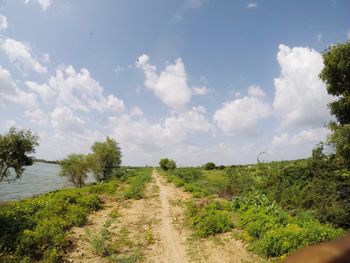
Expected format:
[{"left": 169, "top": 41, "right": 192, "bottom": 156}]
[
  {"left": 320, "top": 41, "right": 350, "bottom": 168},
  {"left": 88, "top": 137, "right": 122, "bottom": 181},
  {"left": 203, "top": 162, "right": 216, "bottom": 170},
  {"left": 60, "top": 154, "right": 89, "bottom": 188},
  {"left": 159, "top": 158, "right": 177, "bottom": 171},
  {"left": 320, "top": 41, "right": 350, "bottom": 124},
  {"left": 0, "top": 127, "right": 39, "bottom": 182}
]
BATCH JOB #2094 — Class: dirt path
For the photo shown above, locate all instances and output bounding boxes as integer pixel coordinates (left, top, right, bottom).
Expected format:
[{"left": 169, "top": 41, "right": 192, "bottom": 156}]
[
  {"left": 64, "top": 170, "right": 264, "bottom": 263},
  {"left": 153, "top": 170, "right": 189, "bottom": 263}
]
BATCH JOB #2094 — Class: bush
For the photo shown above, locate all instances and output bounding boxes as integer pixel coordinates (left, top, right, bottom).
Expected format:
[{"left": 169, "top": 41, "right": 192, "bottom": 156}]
[
  {"left": 171, "top": 168, "right": 202, "bottom": 183},
  {"left": 123, "top": 169, "right": 151, "bottom": 199},
  {"left": 0, "top": 176, "right": 123, "bottom": 261},
  {"left": 159, "top": 158, "right": 177, "bottom": 171},
  {"left": 232, "top": 194, "right": 344, "bottom": 257},
  {"left": 203, "top": 162, "right": 216, "bottom": 170},
  {"left": 187, "top": 200, "right": 235, "bottom": 237}
]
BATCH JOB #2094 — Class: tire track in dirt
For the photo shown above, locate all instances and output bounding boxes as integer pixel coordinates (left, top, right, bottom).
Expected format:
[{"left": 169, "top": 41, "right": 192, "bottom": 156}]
[{"left": 153, "top": 170, "right": 189, "bottom": 263}]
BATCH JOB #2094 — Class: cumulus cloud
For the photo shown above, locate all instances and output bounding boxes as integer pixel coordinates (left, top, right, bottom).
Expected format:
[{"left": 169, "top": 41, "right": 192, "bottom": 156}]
[
  {"left": 0, "top": 15, "right": 8, "bottom": 30},
  {"left": 42, "top": 53, "right": 50, "bottom": 63},
  {"left": 136, "top": 54, "right": 192, "bottom": 111},
  {"left": 29, "top": 65, "right": 125, "bottom": 113},
  {"left": 109, "top": 106, "right": 212, "bottom": 152},
  {"left": 273, "top": 44, "right": 333, "bottom": 128},
  {"left": 1, "top": 38, "right": 47, "bottom": 74},
  {"left": 25, "top": 108, "right": 48, "bottom": 125},
  {"left": 246, "top": 2, "right": 257, "bottom": 8},
  {"left": 25, "top": 0, "right": 52, "bottom": 11},
  {"left": 270, "top": 128, "right": 329, "bottom": 148},
  {"left": 50, "top": 106, "right": 85, "bottom": 135},
  {"left": 214, "top": 92, "right": 271, "bottom": 136},
  {"left": 247, "top": 85, "right": 265, "bottom": 97},
  {"left": 191, "top": 86, "right": 210, "bottom": 96},
  {"left": 130, "top": 106, "right": 143, "bottom": 117},
  {"left": 0, "top": 65, "right": 37, "bottom": 108}
]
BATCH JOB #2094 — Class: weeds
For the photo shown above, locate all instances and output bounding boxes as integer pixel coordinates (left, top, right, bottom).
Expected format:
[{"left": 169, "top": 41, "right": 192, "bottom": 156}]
[{"left": 123, "top": 169, "right": 151, "bottom": 199}]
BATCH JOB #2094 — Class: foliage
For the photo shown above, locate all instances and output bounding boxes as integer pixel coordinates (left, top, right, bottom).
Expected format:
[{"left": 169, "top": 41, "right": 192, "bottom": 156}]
[
  {"left": 232, "top": 193, "right": 343, "bottom": 257},
  {"left": 320, "top": 40, "right": 350, "bottom": 169},
  {"left": 319, "top": 41, "right": 350, "bottom": 125},
  {"left": 327, "top": 123, "right": 350, "bottom": 169},
  {"left": 88, "top": 137, "right": 122, "bottom": 182},
  {"left": 123, "top": 168, "right": 151, "bottom": 199},
  {"left": 159, "top": 158, "right": 176, "bottom": 171},
  {"left": 87, "top": 212, "right": 117, "bottom": 256},
  {"left": 0, "top": 127, "right": 39, "bottom": 182},
  {"left": 59, "top": 154, "right": 89, "bottom": 188},
  {"left": 0, "top": 176, "right": 125, "bottom": 262},
  {"left": 203, "top": 162, "right": 216, "bottom": 170},
  {"left": 186, "top": 199, "right": 235, "bottom": 237}
]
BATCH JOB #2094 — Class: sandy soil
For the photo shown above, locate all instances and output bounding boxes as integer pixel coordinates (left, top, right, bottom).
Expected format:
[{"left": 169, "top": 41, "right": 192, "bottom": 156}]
[{"left": 63, "top": 170, "right": 265, "bottom": 263}]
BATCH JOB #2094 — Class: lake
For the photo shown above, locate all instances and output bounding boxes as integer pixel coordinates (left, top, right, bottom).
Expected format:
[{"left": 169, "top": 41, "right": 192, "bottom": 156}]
[{"left": 0, "top": 162, "right": 95, "bottom": 201}]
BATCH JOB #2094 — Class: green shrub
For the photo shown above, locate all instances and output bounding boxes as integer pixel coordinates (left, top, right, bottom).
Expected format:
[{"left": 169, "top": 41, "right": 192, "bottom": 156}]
[
  {"left": 0, "top": 173, "right": 126, "bottom": 261},
  {"left": 187, "top": 200, "right": 235, "bottom": 237},
  {"left": 203, "top": 162, "right": 216, "bottom": 170},
  {"left": 232, "top": 194, "right": 344, "bottom": 257},
  {"left": 123, "top": 169, "right": 151, "bottom": 199}
]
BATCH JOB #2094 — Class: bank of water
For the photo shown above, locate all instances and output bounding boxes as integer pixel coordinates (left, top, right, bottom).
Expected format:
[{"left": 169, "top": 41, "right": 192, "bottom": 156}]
[{"left": 0, "top": 162, "right": 94, "bottom": 201}]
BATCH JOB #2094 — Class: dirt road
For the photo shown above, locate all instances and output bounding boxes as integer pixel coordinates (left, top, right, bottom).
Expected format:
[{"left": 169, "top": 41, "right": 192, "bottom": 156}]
[
  {"left": 64, "top": 169, "right": 262, "bottom": 263},
  {"left": 154, "top": 170, "right": 189, "bottom": 263}
]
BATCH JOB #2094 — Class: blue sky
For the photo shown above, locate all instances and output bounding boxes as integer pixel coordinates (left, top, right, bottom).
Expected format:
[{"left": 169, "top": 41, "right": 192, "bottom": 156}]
[{"left": 0, "top": 0, "right": 349, "bottom": 165}]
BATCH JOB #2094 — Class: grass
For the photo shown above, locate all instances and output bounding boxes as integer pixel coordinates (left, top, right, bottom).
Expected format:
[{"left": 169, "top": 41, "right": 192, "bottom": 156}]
[
  {"left": 123, "top": 168, "right": 152, "bottom": 199},
  {"left": 0, "top": 168, "right": 151, "bottom": 262},
  {"left": 160, "top": 162, "right": 346, "bottom": 258}
]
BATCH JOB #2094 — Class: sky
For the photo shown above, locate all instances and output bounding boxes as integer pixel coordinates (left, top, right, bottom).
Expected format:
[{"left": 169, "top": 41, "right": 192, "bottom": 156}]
[{"left": 0, "top": 0, "right": 349, "bottom": 166}]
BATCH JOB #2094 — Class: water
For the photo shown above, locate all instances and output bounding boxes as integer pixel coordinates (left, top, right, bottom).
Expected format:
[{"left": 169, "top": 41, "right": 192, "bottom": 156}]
[{"left": 0, "top": 162, "right": 95, "bottom": 201}]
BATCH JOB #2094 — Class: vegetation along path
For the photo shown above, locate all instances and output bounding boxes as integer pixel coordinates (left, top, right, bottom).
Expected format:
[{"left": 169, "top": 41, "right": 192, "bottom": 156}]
[{"left": 63, "top": 169, "right": 260, "bottom": 263}]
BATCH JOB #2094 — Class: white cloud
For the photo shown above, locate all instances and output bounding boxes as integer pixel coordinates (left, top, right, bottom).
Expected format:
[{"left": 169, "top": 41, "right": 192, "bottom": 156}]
[
  {"left": 26, "top": 81, "right": 54, "bottom": 103},
  {"left": 25, "top": 0, "right": 52, "bottom": 11},
  {"left": 0, "top": 15, "right": 8, "bottom": 30},
  {"left": 42, "top": 53, "right": 50, "bottom": 63},
  {"left": 191, "top": 86, "right": 210, "bottom": 96},
  {"left": 136, "top": 54, "right": 192, "bottom": 111},
  {"left": 25, "top": 108, "right": 48, "bottom": 125},
  {"left": 317, "top": 33, "right": 322, "bottom": 42},
  {"left": 130, "top": 106, "right": 143, "bottom": 117},
  {"left": 0, "top": 65, "right": 37, "bottom": 108},
  {"left": 270, "top": 128, "right": 329, "bottom": 149},
  {"left": 214, "top": 95, "right": 271, "bottom": 136},
  {"left": 247, "top": 85, "right": 265, "bottom": 97},
  {"left": 29, "top": 65, "right": 125, "bottom": 113},
  {"left": 291, "top": 127, "right": 329, "bottom": 145},
  {"left": 109, "top": 106, "right": 212, "bottom": 153},
  {"left": 247, "top": 2, "right": 257, "bottom": 8},
  {"left": 1, "top": 38, "right": 47, "bottom": 74},
  {"left": 273, "top": 44, "right": 333, "bottom": 128},
  {"left": 50, "top": 106, "right": 85, "bottom": 135}
]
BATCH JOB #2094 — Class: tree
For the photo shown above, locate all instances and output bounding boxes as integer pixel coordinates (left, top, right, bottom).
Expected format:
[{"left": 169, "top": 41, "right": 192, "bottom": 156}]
[
  {"left": 88, "top": 137, "right": 122, "bottom": 181},
  {"left": 320, "top": 41, "right": 350, "bottom": 168},
  {"left": 60, "top": 154, "right": 89, "bottom": 188},
  {"left": 159, "top": 158, "right": 177, "bottom": 171},
  {"left": 0, "top": 127, "right": 39, "bottom": 182},
  {"left": 203, "top": 162, "right": 216, "bottom": 170},
  {"left": 320, "top": 41, "right": 350, "bottom": 124}
]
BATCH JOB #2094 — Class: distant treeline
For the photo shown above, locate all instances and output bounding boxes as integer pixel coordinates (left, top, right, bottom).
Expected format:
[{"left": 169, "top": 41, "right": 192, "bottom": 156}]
[{"left": 34, "top": 159, "right": 61, "bottom": 165}]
